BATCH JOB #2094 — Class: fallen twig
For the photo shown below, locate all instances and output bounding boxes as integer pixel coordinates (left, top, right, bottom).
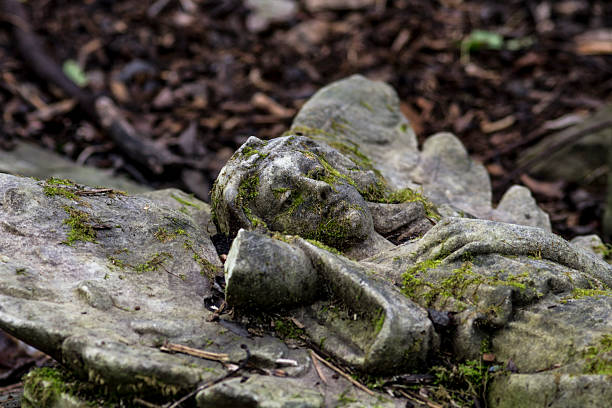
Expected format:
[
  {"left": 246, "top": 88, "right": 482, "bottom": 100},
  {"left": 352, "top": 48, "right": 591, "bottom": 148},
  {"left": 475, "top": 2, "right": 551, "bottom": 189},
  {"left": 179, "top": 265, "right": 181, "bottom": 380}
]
[
  {"left": 166, "top": 344, "right": 250, "bottom": 408},
  {"left": 309, "top": 349, "right": 374, "bottom": 396},
  {"left": 160, "top": 342, "right": 229, "bottom": 363},
  {"left": 0, "top": 382, "right": 23, "bottom": 393},
  {"left": 397, "top": 389, "right": 444, "bottom": 408},
  {"left": 308, "top": 349, "right": 327, "bottom": 385}
]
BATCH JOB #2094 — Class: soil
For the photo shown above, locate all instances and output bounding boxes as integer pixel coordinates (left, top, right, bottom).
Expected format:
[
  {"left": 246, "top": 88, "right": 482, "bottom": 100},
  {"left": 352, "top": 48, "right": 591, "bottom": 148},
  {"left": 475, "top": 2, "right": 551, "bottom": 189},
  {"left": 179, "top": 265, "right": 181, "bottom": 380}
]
[{"left": 0, "top": 0, "right": 611, "bottom": 401}]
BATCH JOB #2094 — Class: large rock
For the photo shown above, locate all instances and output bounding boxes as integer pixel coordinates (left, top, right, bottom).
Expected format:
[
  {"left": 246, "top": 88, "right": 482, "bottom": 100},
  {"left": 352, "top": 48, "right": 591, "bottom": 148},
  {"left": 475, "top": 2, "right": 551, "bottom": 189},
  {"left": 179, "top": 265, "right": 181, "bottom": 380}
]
[
  {"left": 0, "top": 173, "right": 399, "bottom": 406},
  {"left": 212, "top": 75, "right": 611, "bottom": 407}
]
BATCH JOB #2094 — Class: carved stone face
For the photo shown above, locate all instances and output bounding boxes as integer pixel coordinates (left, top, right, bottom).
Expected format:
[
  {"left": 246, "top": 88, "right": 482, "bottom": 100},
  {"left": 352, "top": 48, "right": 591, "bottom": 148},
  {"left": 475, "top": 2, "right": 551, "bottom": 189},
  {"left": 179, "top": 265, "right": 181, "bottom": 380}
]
[{"left": 212, "top": 135, "right": 376, "bottom": 249}]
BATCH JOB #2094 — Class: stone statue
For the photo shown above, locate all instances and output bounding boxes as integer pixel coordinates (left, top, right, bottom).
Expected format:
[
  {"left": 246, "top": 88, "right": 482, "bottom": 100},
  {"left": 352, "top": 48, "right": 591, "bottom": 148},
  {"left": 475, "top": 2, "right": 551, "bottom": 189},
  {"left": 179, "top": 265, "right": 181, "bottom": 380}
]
[
  {"left": 213, "top": 76, "right": 612, "bottom": 405},
  {"left": 0, "top": 75, "right": 610, "bottom": 407}
]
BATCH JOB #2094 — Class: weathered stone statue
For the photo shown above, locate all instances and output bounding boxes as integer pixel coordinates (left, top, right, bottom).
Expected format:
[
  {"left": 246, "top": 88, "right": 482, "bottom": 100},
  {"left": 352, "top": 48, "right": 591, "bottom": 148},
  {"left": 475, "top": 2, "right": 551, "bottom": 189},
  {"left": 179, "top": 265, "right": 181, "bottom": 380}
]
[
  {"left": 0, "top": 75, "right": 610, "bottom": 407},
  {"left": 213, "top": 76, "right": 612, "bottom": 406}
]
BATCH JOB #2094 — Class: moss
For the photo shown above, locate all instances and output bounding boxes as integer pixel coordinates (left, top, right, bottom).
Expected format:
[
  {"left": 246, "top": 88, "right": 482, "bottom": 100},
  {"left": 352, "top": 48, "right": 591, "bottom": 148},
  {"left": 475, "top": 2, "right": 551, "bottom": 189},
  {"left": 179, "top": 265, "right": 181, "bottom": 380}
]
[
  {"left": 402, "top": 260, "right": 533, "bottom": 308},
  {"left": 336, "top": 388, "right": 358, "bottom": 405},
  {"left": 15, "top": 267, "right": 26, "bottom": 275},
  {"left": 238, "top": 175, "right": 267, "bottom": 229},
  {"left": 528, "top": 249, "right": 542, "bottom": 260},
  {"left": 429, "top": 359, "right": 490, "bottom": 405},
  {"left": 23, "top": 367, "right": 75, "bottom": 407},
  {"left": 488, "top": 270, "right": 529, "bottom": 290},
  {"left": 133, "top": 252, "right": 173, "bottom": 274},
  {"left": 239, "top": 175, "right": 259, "bottom": 201},
  {"left": 305, "top": 215, "right": 354, "bottom": 250},
  {"left": 23, "top": 366, "right": 154, "bottom": 407},
  {"left": 288, "top": 125, "right": 441, "bottom": 219},
  {"left": 43, "top": 178, "right": 126, "bottom": 200},
  {"left": 107, "top": 256, "right": 127, "bottom": 269},
  {"left": 183, "top": 238, "right": 221, "bottom": 281},
  {"left": 306, "top": 152, "right": 358, "bottom": 189},
  {"left": 582, "top": 334, "right": 612, "bottom": 375},
  {"left": 154, "top": 227, "right": 177, "bottom": 243},
  {"left": 561, "top": 287, "right": 612, "bottom": 303},
  {"left": 170, "top": 193, "right": 201, "bottom": 209},
  {"left": 282, "top": 191, "right": 305, "bottom": 217},
  {"left": 359, "top": 100, "right": 373, "bottom": 112},
  {"left": 401, "top": 259, "right": 442, "bottom": 298},
  {"left": 480, "top": 338, "right": 492, "bottom": 354},
  {"left": 594, "top": 243, "right": 612, "bottom": 262},
  {"left": 400, "top": 123, "right": 409, "bottom": 132},
  {"left": 373, "top": 309, "right": 385, "bottom": 335},
  {"left": 241, "top": 145, "right": 269, "bottom": 160},
  {"left": 43, "top": 177, "right": 79, "bottom": 200},
  {"left": 62, "top": 206, "right": 97, "bottom": 245},
  {"left": 306, "top": 238, "right": 344, "bottom": 256},
  {"left": 330, "top": 118, "right": 350, "bottom": 134},
  {"left": 272, "top": 187, "right": 290, "bottom": 199},
  {"left": 195, "top": 254, "right": 221, "bottom": 280},
  {"left": 45, "top": 177, "right": 76, "bottom": 186},
  {"left": 377, "top": 187, "right": 440, "bottom": 220},
  {"left": 274, "top": 318, "right": 306, "bottom": 340}
]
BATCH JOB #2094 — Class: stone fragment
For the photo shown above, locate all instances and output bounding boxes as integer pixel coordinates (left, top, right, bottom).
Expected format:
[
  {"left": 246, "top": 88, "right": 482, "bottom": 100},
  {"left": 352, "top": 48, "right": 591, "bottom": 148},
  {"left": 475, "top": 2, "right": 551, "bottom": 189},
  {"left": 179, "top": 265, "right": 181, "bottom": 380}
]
[
  {"left": 493, "top": 185, "right": 551, "bottom": 230},
  {"left": 304, "top": 0, "right": 377, "bottom": 12},
  {"left": 245, "top": 0, "right": 297, "bottom": 33},
  {"left": 225, "top": 229, "right": 318, "bottom": 310}
]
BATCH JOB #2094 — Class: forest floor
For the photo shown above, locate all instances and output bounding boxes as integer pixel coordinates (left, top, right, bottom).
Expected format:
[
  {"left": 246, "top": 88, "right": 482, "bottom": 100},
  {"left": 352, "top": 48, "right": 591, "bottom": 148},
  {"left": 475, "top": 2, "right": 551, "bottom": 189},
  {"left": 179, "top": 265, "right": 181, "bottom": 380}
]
[{"left": 1, "top": 0, "right": 611, "bottom": 401}]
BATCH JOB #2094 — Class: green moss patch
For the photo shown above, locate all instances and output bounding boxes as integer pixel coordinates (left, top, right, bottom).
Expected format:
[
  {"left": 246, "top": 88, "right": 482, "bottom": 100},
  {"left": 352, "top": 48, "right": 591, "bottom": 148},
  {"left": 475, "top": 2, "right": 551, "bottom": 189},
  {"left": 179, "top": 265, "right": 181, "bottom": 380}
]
[
  {"left": 43, "top": 178, "right": 79, "bottom": 200},
  {"left": 273, "top": 318, "right": 307, "bottom": 341},
  {"left": 241, "top": 145, "right": 269, "bottom": 160},
  {"left": 401, "top": 259, "right": 534, "bottom": 308},
  {"left": 62, "top": 206, "right": 97, "bottom": 245},
  {"left": 133, "top": 252, "right": 173, "bottom": 274},
  {"left": 561, "top": 287, "right": 612, "bottom": 303},
  {"left": 238, "top": 175, "right": 267, "bottom": 229},
  {"left": 23, "top": 366, "right": 184, "bottom": 407},
  {"left": 170, "top": 193, "right": 201, "bottom": 210},
  {"left": 154, "top": 227, "right": 186, "bottom": 243},
  {"left": 582, "top": 334, "right": 612, "bottom": 375}
]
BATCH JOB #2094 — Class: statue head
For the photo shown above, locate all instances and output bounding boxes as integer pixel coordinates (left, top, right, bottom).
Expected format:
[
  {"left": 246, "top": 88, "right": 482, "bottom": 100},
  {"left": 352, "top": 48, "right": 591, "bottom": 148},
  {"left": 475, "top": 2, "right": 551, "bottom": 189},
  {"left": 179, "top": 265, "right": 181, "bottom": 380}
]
[{"left": 211, "top": 134, "right": 384, "bottom": 250}]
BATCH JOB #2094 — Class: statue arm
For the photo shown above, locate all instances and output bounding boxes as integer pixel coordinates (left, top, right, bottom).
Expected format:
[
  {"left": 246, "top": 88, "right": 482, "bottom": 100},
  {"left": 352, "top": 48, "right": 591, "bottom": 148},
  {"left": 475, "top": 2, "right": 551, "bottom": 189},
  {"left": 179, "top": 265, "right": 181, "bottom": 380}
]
[{"left": 409, "top": 218, "right": 612, "bottom": 287}]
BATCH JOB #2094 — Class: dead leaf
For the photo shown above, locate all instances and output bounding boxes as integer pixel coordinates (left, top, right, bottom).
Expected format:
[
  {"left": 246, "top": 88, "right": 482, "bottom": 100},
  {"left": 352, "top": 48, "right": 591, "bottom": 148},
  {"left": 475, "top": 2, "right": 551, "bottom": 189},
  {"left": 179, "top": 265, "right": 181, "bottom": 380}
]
[
  {"left": 520, "top": 174, "right": 564, "bottom": 199},
  {"left": 481, "top": 115, "right": 515, "bottom": 134},
  {"left": 400, "top": 102, "right": 424, "bottom": 135},
  {"left": 110, "top": 80, "right": 129, "bottom": 104},
  {"left": 251, "top": 92, "right": 294, "bottom": 118},
  {"left": 27, "top": 99, "right": 76, "bottom": 122},
  {"left": 482, "top": 353, "right": 496, "bottom": 362},
  {"left": 486, "top": 163, "right": 506, "bottom": 177},
  {"left": 575, "top": 29, "right": 612, "bottom": 55}
]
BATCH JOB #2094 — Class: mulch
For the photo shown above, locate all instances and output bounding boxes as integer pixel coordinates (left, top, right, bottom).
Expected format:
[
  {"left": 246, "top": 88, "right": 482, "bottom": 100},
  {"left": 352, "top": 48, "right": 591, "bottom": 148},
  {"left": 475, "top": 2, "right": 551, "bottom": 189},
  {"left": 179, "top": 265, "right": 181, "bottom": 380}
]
[{"left": 0, "top": 0, "right": 611, "bottom": 399}]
